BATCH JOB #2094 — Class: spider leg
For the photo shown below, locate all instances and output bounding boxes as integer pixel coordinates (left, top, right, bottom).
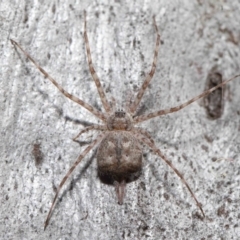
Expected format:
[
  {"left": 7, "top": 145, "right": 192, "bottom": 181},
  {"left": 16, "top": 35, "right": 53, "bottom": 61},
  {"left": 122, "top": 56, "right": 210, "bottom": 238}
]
[
  {"left": 132, "top": 127, "right": 154, "bottom": 143},
  {"left": 84, "top": 11, "right": 111, "bottom": 113},
  {"left": 130, "top": 15, "right": 161, "bottom": 114},
  {"left": 134, "top": 74, "right": 240, "bottom": 123},
  {"left": 134, "top": 131, "right": 205, "bottom": 217},
  {"left": 10, "top": 39, "right": 106, "bottom": 121},
  {"left": 44, "top": 134, "right": 104, "bottom": 230},
  {"left": 72, "top": 124, "right": 106, "bottom": 142}
]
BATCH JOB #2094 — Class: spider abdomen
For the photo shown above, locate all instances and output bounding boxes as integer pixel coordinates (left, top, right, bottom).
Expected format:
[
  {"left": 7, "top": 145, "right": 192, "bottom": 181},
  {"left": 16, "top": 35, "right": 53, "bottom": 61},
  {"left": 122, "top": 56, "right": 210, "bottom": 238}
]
[{"left": 97, "top": 131, "right": 142, "bottom": 183}]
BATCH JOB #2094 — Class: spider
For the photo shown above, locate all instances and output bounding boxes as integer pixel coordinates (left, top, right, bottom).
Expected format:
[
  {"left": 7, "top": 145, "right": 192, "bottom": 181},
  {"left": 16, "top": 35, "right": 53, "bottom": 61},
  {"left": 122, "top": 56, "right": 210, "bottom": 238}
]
[{"left": 10, "top": 11, "right": 240, "bottom": 230}]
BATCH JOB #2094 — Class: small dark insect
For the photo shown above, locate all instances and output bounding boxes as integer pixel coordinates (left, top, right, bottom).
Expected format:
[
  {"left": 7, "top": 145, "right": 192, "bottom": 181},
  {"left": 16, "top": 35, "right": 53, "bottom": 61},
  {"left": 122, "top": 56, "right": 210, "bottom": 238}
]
[
  {"left": 204, "top": 68, "right": 224, "bottom": 119},
  {"left": 32, "top": 142, "right": 43, "bottom": 166},
  {"left": 10, "top": 11, "right": 240, "bottom": 230}
]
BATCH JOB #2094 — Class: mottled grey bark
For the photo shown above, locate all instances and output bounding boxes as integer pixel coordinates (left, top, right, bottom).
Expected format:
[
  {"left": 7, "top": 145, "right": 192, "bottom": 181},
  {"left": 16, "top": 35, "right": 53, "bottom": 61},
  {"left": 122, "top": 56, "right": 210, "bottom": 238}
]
[{"left": 1, "top": 0, "right": 240, "bottom": 239}]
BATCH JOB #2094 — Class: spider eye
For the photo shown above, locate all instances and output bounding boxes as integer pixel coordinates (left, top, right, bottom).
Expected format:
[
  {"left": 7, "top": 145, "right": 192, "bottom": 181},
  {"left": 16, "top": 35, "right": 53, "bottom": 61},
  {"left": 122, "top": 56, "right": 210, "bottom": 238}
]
[{"left": 115, "top": 111, "right": 125, "bottom": 118}]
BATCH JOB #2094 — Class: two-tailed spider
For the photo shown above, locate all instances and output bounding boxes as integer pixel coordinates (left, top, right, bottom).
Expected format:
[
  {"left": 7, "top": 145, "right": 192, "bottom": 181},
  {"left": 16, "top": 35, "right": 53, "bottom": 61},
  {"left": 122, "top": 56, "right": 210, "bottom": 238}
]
[{"left": 10, "top": 11, "right": 240, "bottom": 229}]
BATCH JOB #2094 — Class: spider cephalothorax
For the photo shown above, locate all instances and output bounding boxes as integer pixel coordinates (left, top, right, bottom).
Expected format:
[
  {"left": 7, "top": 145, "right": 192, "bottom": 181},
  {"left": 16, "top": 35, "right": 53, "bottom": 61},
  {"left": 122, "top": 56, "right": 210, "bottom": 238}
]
[
  {"left": 107, "top": 110, "right": 133, "bottom": 130},
  {"left": 11, "top": 10, "right": 239, "bottom": 230}
]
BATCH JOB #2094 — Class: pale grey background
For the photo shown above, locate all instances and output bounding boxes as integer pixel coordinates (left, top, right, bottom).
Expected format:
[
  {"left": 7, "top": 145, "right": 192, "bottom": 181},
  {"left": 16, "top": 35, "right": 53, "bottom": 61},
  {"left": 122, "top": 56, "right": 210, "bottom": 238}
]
[{"left": 1, "top": 0, "right": 240, "bottom": 239}]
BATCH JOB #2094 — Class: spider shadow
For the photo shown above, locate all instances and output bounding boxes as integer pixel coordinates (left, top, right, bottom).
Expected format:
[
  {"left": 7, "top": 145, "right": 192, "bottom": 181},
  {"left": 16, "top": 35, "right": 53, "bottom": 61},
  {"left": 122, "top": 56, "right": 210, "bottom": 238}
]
[
  {"left": 63, "top": 115, "right": 96, "bottom": 127},
  {"left": 56, "top": 146, "right": 142, "bottom": 210},
  {"left": 57, "top": 148, "right": 97, "bottom": 206},
  {"left": 145, "top": 130, "right": 211, "bottom": 211}
]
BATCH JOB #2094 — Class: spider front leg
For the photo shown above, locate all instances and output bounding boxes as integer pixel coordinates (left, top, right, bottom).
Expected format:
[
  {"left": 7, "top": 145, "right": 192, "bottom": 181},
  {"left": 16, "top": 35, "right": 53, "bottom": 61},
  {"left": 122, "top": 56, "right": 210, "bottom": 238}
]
[
  {"left": 130, "top": 15, "right": 161, "bottom": 114},
  {"left": 84, "top": 11, "right": 111, "bottom": 113},
  {"left": 134, "top": 131, "right": 205, "bottom": 217},
  {"left": 44, "top": 134, "right": 104, "bottom": 230}
]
